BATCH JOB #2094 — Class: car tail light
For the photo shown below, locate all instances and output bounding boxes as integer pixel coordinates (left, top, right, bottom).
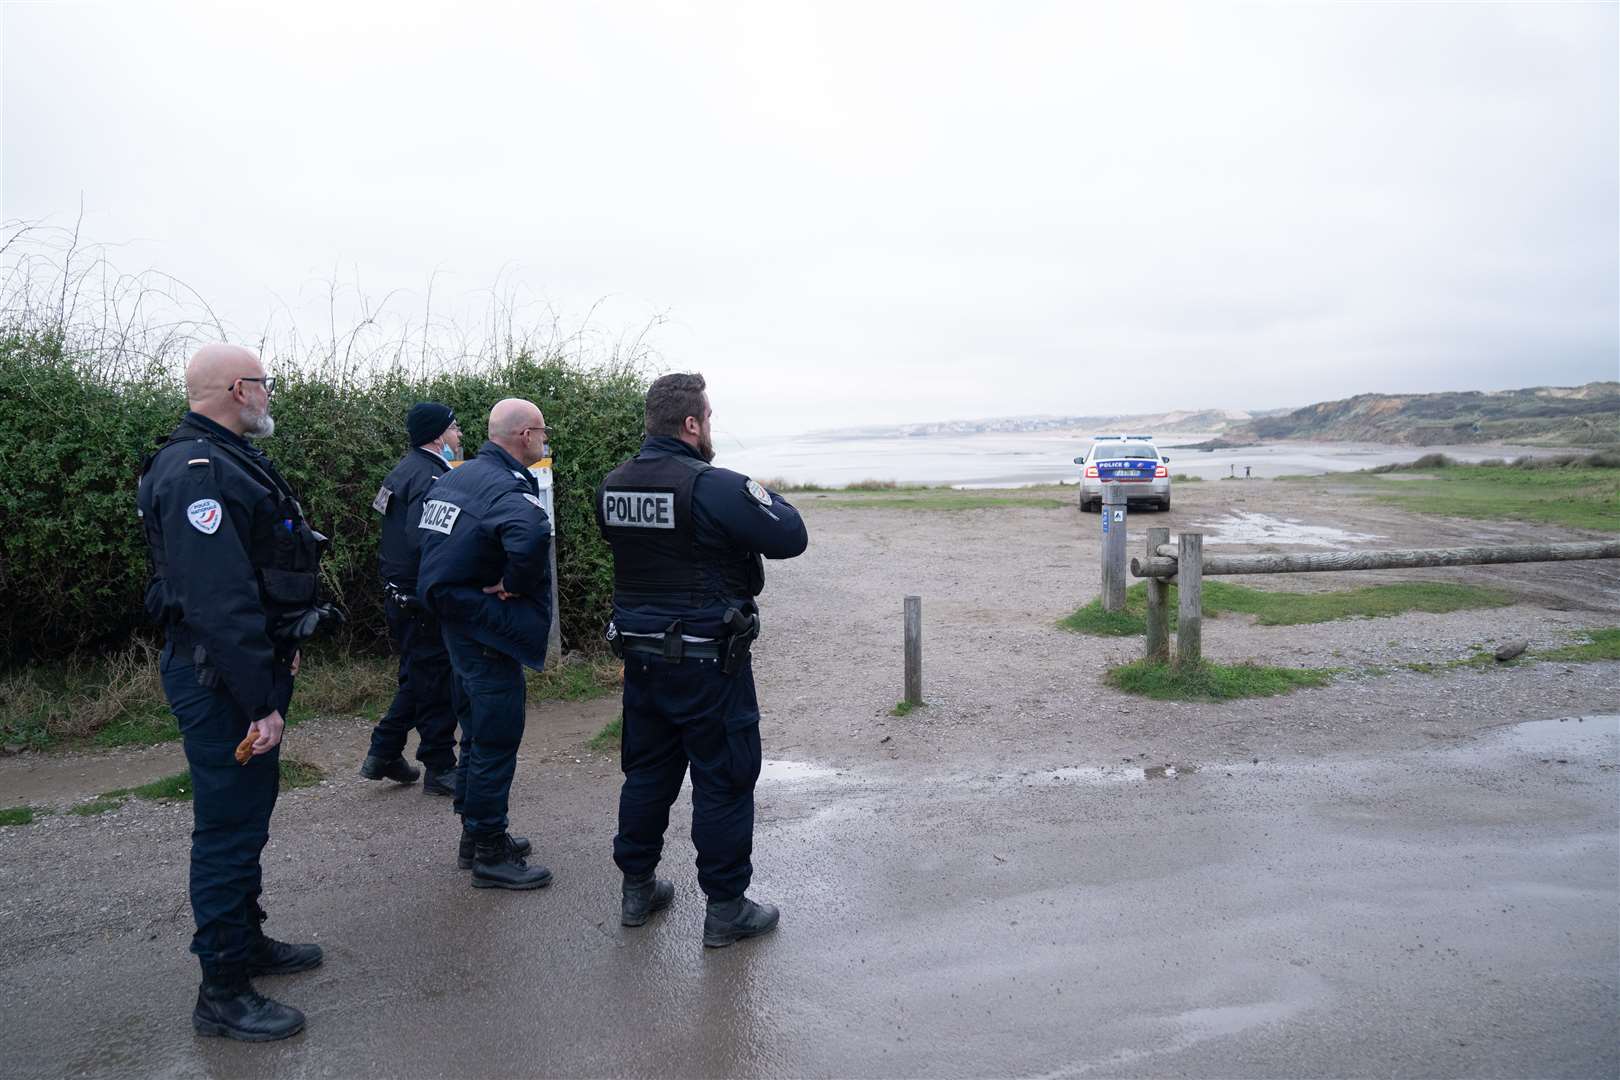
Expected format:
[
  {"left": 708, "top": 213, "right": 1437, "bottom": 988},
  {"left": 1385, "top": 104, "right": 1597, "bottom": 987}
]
[
  {"left": 1084, "top": 465, "right": 1098, "bottom": 478},
  {"left": 1155, "top": 464, "right": 1168, "bottom": 478}
]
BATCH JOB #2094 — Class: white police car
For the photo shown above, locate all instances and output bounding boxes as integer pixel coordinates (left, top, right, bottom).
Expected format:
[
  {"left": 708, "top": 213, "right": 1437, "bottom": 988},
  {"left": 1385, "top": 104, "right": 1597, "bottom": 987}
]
[{"left": 1074, "top": 435, "right": 1171, "bottom": 513}]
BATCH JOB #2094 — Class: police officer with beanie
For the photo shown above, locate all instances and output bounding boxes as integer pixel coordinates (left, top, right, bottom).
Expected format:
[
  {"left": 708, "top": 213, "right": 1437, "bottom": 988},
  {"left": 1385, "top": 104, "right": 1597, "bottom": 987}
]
[
  {"left": 137, "top": 344, "right": 334, "bottom": 1041},
  {"left": 417, "top": 398, "right": 554, "bottom": 889},
  {"left": 360, "top": 402, "right": 462, "bottom": 794},
  {"left": 596, "top": 373, "right": 808, "bottom": 947}
]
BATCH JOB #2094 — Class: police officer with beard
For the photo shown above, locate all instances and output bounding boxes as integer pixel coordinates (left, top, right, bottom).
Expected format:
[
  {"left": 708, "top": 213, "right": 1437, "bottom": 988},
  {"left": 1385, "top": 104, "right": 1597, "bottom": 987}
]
[
  {"left": 137, "top": 344, "right": 336, "bottom": 1041},
  {"left": 416, "top": 398, "right": 554, "bottom": 889},
  {"left": 595, "top": 373, "right": 808, "bottom": 947},
  {"left": 361, "top": 402, "right": 462, "bottom": 794}
]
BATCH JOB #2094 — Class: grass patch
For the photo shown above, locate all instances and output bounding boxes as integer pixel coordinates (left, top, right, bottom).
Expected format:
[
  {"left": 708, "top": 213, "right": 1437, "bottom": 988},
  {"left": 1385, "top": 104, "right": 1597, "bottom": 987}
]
[
  {"left": 1059, "top": 580, "right": 1512, "bottom": 636},
  {"left": 1202, "top": 580, "right": 1514, "bottom": 626},
  {"left": 1538, "top": 627, "right": 1620, "bottom": 663},
  {"left": 1335, "top": 461, "right": 1620, "bottom": 531},
  {"left": 891, "top": 699, "right": 925, "bottom": 716},
  {"left": 287, "top": 653, "right": 397, "bottom": 725},
  {"left": 528, "top": 654, "right": 621, "bottom": 705},
  {"left": 0, "top": 642, "right": 167, "bottom": 751},
  {"left": 1171, "top": 474, "right": 1204, "bottom": 482},
  {"left": 0, "top": 805, "right": 40, "bottom": 826},
  {"left": 587, "top": 714, "right": 623, "bottom": 753},
  {"left": 279, "top": 757, "right": 325, "bottom": 789},
  {"left": 69, "top": 797, "right": 125, "bottom": 817},
  {"left": 125, "top": 771, "right": 193, "bottom": 801},
  {"left": 1106, "top": 659, "right": 1336, "bottom": 701}
]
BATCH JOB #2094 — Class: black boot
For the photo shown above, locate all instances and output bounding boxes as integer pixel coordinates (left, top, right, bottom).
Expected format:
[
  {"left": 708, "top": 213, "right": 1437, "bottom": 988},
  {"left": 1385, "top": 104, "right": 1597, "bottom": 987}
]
[
  {"left": 621, "top": 873, "right": 675, "bottom": 927},
  {"left": 471, "top": 834, "right": 552, "bottom": 890},
  {"left": 192, "top": 974, "right": 305, "bottom": 1042},
  {"left": 360, "top": 755, "right": 420, "bottom": 784},
  {"left": 457, "top": 829, "right": 531, "bottom": 869},
  {"left": 703, "top": 895, "right": 780, "bottom": 948},
  {"left": 246, "top": 935, "right": 323, "bottom": 977},
  {"left": 421, "top": 767, "right": 456, "bottom": 797}
]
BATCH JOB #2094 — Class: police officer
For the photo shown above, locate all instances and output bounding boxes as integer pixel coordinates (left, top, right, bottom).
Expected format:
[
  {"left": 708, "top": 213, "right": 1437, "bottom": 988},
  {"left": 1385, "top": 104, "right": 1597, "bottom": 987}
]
[
  {"left": 137, "top": 344, "right": 333, "bottom": 1041},
  {"left": 416, "top": 398, "right": 554, "bottom": 890},
  {"left": 361, "top": 402, "right": 463, "bottom": 794},
  {"left": 595, "top": 373, "right": 808, "bottom": 947}
]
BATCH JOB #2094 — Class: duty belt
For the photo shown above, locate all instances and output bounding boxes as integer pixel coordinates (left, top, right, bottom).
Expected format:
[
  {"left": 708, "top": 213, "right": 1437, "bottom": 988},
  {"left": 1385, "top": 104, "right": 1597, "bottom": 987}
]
[{"left": 619, "top": 636, "right": 723, "bottom": 661}]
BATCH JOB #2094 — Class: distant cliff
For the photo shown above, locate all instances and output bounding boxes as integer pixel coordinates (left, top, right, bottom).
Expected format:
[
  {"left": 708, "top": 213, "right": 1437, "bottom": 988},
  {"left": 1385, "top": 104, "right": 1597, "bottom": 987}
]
[{"left": 1235, "top": 383, "right": 1619, "bottom": 447}]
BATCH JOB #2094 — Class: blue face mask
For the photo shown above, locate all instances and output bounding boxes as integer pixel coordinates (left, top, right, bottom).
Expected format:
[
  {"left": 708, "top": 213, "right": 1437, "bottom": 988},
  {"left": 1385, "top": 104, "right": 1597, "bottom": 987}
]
[{"left": 441, "top": 445, "right": 457, "bottom": 463}]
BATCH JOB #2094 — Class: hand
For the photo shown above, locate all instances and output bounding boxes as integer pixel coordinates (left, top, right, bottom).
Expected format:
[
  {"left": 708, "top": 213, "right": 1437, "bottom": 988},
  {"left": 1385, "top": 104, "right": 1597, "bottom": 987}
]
[
  {"left": 290, "top": 650, "right": 301, "bottom": 677},
  {"left": 482, "top": 579, "right": 519, "bottom": 600},
  {"left": 249, "top": 710, "right": 285, "bottom": 755}
]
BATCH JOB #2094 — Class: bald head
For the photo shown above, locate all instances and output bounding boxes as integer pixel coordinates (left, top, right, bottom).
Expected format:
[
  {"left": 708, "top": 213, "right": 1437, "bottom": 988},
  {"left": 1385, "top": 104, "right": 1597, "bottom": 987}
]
[
  {"left": 185, "top": 344, "right": 274, "bottom": 437},
  {"left": 487, "top": 398, "right": 548, "bottom": 467}
]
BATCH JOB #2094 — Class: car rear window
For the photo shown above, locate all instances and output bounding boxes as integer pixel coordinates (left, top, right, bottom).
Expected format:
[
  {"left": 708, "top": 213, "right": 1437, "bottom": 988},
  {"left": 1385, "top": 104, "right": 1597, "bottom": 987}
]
[{"left": 1091, "top": 443, "right": 1157, "bottom": 460}]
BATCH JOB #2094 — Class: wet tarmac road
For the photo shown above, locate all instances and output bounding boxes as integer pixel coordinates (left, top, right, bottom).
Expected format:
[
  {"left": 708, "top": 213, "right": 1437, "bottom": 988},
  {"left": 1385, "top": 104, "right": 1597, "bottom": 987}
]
[{"left": 3, "top": 717, "right": 1616, "bottom": 1078}]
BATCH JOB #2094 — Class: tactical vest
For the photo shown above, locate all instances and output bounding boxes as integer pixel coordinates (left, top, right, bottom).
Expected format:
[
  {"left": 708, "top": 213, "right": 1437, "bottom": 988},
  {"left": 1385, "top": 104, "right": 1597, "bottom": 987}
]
[
  {"left": 596, "top": 452, "right": 762, "bottom": 608},
  {"left": 140, "top": 429, "right": 330, "bottom": 641}
]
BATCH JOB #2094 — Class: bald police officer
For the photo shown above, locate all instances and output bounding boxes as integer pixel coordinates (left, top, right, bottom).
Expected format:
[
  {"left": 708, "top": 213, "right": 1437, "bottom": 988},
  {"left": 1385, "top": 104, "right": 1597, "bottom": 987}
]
[
  {"left": 416, "top": 398, "right": 554, "bottom": 889},
  {"left": 596, "top": 373, "right": 808, "bottom": 947},
  {"left": 361, "top": 402, "right": 463, "bottom": 794},
  {"left": 137, "top": 344, "right": 333, "bottom": 1041}
]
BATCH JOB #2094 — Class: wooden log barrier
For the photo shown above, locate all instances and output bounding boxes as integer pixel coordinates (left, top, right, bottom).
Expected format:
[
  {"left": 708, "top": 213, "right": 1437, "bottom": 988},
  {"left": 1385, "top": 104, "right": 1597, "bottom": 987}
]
[
  {"left": 1175, "top": 532, "right": 1203, "bottom": 668},
  {"left": 1145, "top": 526, "right": 1170, "bottom": 662},
  {"left": 904, "top": 595, "right": 923, "bottom": 706},
  {"left": 1133, "top": 539, "right": 1620, "bottom": 579}
]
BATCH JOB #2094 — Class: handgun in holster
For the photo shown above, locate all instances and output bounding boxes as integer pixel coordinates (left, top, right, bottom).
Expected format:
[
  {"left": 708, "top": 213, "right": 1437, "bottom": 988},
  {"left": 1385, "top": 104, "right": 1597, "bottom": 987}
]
[
  {"left": 720, "top": 607, "right": 760, "bottom": 676},
  {"left": 605, "top": 620, "right": 624, "bottom": 659}
]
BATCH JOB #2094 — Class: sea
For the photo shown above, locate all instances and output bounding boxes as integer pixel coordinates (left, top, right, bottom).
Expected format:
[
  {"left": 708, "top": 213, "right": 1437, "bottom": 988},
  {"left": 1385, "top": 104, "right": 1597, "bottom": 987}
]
[{"left": 714, "top": 430, "right": 1575, "bottom": 489}]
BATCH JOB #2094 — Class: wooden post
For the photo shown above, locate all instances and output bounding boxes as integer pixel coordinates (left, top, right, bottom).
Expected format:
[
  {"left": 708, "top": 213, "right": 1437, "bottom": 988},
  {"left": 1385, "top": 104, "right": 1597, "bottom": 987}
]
[
  {"left": 1101, "top": 484, "right": 1127, "bottom": 612},
  {"left": 1145, "top": 526, "right": 1169, "bottom": 662},
  {"left": 903, "top": 595, "right": 922, "bottom": 705},
  {"left": 1175, "top": 532, "right": 1203, "bottom": 668}
]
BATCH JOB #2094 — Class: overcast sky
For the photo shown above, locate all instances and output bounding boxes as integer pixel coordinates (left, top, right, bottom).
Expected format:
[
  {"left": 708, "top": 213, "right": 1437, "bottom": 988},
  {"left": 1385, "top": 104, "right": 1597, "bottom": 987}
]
[{"left": 4, "top": 1, "right": 1616, "bottom": 438}]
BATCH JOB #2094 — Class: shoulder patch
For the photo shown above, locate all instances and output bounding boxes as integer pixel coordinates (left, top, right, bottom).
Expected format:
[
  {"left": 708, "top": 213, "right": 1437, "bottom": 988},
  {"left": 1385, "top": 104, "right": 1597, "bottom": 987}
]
[
  {"left": 745, "top": 478, "right": 772, "bottom": 506},
  {"left": 372, "top": 485, "right": 393, "bottom": 514},
  {"left": 187, "top": 499, "right": 223, "bottom": 535},
  {"left": 419, "top": 499, "right": 461, "bottom": 535},
  {"left": 522, "top": 493, "right": 544, "bottom": 511}
]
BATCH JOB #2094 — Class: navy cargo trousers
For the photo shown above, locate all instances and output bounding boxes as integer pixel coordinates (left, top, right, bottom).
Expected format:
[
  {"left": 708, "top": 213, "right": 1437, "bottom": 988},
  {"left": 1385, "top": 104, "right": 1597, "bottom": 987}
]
[
  {"left": 443, "top": 628, "right": 526, "bottom": 837},
  {"left": 160, "top": 642, "right": 285, "bottom": 981},
  {"left": 613, "top": 654, "right": 762, "bottom": 901},
  {"left": 368, "top": 598, "right": 458, "bottom": 771}
]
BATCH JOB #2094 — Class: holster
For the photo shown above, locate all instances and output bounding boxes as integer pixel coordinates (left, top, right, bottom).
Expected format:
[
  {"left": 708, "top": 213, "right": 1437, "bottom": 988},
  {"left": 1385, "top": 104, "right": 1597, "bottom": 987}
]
[
  {"left": 605, "top": 621, "right": 625, "bottom": 659},
  {"left": 720, "top": 608, "right": 760, "bottom": 676}
]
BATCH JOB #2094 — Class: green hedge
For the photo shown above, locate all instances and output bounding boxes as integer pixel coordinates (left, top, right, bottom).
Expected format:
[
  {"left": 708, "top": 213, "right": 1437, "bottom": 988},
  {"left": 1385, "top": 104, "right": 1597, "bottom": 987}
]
[{"left": 0, "top": 329, "right": 647, "bottom": 662}]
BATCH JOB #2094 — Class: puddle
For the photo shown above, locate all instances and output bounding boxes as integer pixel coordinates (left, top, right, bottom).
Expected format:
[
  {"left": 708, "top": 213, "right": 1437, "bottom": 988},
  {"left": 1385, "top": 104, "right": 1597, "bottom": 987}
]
[
  {"left": 758, "top": 759, "right": 838, "bottom": 783},
  {"left": 1482, "top": 715, "right": 1618, "bottom": 758},
  {"left": 1031, "top": 763, "right": 1201, "bottom": 786},
  {"left": 1189, "top": 510, "right": 1385, "bottom": 548}
]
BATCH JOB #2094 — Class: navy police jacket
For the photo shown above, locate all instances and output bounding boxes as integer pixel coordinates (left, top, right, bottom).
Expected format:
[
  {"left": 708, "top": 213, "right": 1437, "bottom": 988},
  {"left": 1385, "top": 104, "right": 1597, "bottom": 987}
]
[
  {"left": 136, "top": 412, "right": 322, "bottom": 721},
  {"left": 596, "top": 436, "right": 808, "bottom": 639},
  {"left": 374, "top": 446, "right": 450, "bottom": 593},
  {"left": 416, "top": 441, "right": 553, "bottom": 669}
]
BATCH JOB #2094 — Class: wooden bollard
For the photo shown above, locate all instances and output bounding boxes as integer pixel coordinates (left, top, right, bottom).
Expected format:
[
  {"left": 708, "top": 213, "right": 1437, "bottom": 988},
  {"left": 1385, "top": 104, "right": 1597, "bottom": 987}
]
[
  {"left": 1145, "top": 526, "right": 1170, "bottom": 662},
  {"left": 1175, "top": 532, "right": 1203, "bottom": 668},
  {"left": 904, "top": 595, "right": 922, "bottom": 705},
  {"left": 1101, "top": 484, "right": 1127, "bottom": 612}
]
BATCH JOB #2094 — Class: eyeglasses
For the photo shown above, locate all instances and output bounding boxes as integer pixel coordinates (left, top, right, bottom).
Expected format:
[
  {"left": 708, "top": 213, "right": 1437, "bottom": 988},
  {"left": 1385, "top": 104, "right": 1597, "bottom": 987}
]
[
  {"left": 517, "top": 426, "right": 553, "bottom": 439},
  {"left": 230, "top": 376, "right": 276, "bottom": 395}
]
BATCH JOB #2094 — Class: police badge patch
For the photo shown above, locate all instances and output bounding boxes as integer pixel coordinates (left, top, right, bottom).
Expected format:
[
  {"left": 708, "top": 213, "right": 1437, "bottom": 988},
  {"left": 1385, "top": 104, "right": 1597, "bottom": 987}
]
[
  {"left": 372, "top": 485, "right": 392, "bottom": 514},
  {"left": 187, "top": 499, "right": 223, "bottom": 535},
  {"left": 745, "top": 479, "right": 772, "bottom": 506}
]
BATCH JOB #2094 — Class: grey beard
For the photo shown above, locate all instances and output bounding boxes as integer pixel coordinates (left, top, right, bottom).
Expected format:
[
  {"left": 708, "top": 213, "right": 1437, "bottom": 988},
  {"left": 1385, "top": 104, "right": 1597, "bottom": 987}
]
[{"left": 243, "top": 406, "right": 275, "bottom": 439}]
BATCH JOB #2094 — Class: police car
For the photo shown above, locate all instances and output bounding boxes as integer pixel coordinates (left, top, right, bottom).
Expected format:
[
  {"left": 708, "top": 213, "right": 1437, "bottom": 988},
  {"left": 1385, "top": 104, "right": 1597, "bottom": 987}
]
[{"left": 1074, "top": 434, "right": 1171, "bottom": 513}]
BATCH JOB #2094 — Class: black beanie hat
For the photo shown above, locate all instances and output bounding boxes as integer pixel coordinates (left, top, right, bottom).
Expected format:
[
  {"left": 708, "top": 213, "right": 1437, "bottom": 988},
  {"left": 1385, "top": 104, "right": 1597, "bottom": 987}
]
[{"left": 407, "top": 402, "right": 455, "bottom": 447}]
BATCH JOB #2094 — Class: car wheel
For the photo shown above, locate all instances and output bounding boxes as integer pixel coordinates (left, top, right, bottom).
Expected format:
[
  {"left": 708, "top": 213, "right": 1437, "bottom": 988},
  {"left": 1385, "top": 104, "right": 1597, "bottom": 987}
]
[{"left": 1159, "top": 498, "right": 1171, "bottom": 512}]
